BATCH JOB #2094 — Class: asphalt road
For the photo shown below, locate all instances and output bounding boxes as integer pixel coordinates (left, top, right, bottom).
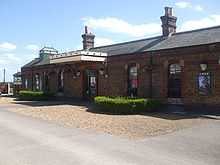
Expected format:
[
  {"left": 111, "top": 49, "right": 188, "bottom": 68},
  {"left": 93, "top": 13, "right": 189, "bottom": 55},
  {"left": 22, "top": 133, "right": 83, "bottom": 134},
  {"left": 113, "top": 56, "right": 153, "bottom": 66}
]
[{"left": 0, "top": 104, "right": 220, "bottom": 165}]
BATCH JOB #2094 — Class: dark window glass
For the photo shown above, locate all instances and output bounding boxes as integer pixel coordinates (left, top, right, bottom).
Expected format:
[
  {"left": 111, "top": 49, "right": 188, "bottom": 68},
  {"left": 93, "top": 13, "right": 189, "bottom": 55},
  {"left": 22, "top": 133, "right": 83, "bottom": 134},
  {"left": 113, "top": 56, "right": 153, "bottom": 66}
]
[
  {"left": 45, "top": 75, "right": 49, "bottom": 91},
  {"left": 128, "top": 65, "right": 138, "bottom": 97},
  {"left": 35, "top": 74, "right": 40, "bottom": 90},
  {"left": 58, "top": 71, "right": 64, "bottom": 92},
  {"left": 169, "top": 64, "right": 181, "bottom": 75},
  {"left": 168, "top": 64, "right": 182, "bottom": 98}
]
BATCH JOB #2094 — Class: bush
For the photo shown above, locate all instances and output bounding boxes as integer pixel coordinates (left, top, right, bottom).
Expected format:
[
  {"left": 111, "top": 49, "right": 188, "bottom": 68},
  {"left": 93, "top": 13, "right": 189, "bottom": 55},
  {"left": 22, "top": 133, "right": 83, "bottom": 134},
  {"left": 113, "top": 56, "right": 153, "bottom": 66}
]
[
  {"left": 94, "top": 96, "right": 161, "bottom": 114},
  {"left": 18, "top": 90, "right": 53, "bottom": 101}
]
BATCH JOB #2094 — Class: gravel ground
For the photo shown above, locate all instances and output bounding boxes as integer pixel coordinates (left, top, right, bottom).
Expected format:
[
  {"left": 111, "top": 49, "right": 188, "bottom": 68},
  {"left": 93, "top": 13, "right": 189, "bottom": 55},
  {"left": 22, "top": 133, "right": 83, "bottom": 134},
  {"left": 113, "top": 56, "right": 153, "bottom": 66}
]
[
  {"left": 0, "top": 97, "right": 15, "bottom": 104},
  {"left": 8, "top": 102, "right": 212, "bottom": 140}
]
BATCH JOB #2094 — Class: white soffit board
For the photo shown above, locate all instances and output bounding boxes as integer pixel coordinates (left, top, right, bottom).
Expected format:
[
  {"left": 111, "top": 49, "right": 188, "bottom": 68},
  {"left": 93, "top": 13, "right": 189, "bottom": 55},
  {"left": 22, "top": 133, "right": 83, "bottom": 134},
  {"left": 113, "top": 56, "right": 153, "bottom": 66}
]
[
  {"left": 81, "top": 55, "right": 106, "bottom": 62},
  {"left": 50, "top": 55, "right": 106, "bottom": 64}
]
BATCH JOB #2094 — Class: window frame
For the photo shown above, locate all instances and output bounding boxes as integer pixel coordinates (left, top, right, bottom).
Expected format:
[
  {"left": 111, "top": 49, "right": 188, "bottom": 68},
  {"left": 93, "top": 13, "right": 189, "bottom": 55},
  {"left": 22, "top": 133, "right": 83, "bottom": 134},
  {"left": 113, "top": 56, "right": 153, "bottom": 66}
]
[
  {"left": 58, "top": 70, "right": 64, "bottom": 92},
  {"left": 127, "top": 64, "right": 138, "bottom": 97}
]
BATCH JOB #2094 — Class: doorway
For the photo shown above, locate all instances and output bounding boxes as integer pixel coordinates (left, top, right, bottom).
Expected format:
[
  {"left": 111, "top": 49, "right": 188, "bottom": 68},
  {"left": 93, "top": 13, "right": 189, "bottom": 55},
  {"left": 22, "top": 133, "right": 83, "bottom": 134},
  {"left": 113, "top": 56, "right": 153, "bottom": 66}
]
[
  {"left": 168, "top": 64, "right": 181, "bottom": 98},
  {"left": 84, "top": 70, "right": 98, "bottom": 99}
]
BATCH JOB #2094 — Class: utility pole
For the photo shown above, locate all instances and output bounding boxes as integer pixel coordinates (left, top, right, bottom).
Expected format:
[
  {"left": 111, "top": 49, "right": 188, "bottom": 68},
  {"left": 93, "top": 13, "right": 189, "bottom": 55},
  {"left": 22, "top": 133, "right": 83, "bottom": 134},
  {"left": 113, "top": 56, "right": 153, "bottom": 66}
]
[{"left": 3, "top": 68, "right": 5, "bottom": 83}]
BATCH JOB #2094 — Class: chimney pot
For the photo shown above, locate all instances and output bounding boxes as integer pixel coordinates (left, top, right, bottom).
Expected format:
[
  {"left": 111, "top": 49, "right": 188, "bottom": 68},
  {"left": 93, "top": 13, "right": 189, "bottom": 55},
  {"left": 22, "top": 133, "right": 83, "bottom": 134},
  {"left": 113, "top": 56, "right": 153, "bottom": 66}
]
[
  {"left": 161, "top": 7, "right": 177, "bottom": 37},
  {"left": 165, "top": 7, "right": 172, "bottom": 16},
  {"left": 82, "top": 26, "right": 95, "bottom": 50},
  {"left": 85, "top": 26, "right": 88, "bottom": 34}
]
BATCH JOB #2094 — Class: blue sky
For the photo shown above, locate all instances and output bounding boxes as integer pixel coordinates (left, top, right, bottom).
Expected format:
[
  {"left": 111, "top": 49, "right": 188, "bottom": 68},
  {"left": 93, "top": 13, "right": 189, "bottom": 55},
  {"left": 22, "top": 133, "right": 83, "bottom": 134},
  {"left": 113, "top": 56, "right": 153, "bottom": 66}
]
[{"left": 0, "top": 0, "right": 220, "bottom": 81}]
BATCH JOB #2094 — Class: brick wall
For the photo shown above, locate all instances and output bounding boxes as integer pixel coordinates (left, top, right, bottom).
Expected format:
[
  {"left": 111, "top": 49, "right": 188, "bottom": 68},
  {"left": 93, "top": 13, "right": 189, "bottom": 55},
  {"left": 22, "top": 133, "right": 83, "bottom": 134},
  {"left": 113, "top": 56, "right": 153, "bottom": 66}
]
[
  {"left": 63, "top": 71, "right": 83, "bottom": 97},
  {"left": 21, "top": 43, "right": 220, "bottom": 105},
  {"left": 106, "top": 53, "right": 152, "bottom": 97},
  {"left": 154, "top": 43, "right": 220, "bottom": 105}
]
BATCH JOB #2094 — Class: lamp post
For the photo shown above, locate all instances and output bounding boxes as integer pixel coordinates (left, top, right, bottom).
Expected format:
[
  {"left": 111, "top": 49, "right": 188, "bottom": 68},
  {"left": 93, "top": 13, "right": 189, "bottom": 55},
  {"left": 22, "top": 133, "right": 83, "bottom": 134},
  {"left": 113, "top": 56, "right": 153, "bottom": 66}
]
[
  {"left": 3, "top": 69, "right": 6, "bottom": 83},
  {"left": 200, "top": 63, "right": 207, "bottom": 71}
]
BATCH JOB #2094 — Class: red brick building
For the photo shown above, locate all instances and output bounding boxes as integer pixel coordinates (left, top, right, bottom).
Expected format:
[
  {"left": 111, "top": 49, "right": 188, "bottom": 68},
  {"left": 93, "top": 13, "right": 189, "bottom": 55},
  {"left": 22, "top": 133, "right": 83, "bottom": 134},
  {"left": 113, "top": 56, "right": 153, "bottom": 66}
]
[
  {"left": 21, "top": 7, "right": 220, "bottom": 105},
  {"left": 0, "top": 83, "right": 9, "bottom": 94},
  {"left": 13, "top": 72, "right": 22, "bottom": 96},
  {"left": 0, "top": 83, "right": 13, "bottom": 95}
]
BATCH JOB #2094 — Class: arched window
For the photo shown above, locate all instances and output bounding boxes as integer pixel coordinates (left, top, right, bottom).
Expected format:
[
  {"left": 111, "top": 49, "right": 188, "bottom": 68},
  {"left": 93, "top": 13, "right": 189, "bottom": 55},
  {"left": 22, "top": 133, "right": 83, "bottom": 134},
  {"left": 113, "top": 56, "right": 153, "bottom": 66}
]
[
  {"left": 35, "top": 74, "right": 40, "bottom": 90},
  {"left": 44, "top": 74, "right": 49, "bottom": 91},
  {"left": 25, "top": 78, "right": 28, "bottom": 89},
  {"left": 128, "top": 64, "right": 138, "bottom": 97},
  {"left": 58, "top": 70, "right": 64, "bottom": 92}
]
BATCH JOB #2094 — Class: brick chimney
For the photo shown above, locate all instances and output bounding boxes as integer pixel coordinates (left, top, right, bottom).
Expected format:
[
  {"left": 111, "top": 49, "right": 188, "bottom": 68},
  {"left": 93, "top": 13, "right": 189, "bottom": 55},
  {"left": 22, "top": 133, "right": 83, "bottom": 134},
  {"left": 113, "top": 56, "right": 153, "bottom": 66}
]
[
  {"left": 160, "top": 7, "right": 177, "bottom": 37},
  {"left": 82, "top": 26, "right": 95, "bottom": 50}
]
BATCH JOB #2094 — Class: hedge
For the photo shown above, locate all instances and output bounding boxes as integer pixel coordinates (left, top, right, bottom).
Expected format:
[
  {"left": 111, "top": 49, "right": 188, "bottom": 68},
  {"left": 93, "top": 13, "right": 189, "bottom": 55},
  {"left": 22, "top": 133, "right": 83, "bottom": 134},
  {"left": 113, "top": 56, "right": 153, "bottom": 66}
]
[
  {"left": 94, "top": 96, "right": 161, "bottom": 114},
  {"left": 18, "top": 90, "right": 53, "bottom": 101}
]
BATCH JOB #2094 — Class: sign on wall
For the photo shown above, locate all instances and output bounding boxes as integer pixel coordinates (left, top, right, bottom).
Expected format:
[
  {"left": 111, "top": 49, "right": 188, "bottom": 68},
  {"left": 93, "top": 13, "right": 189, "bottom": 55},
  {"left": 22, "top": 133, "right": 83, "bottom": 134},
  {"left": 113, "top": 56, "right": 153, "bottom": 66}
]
[{"left": 198, "top": 72, "right": 211, "bottom": 95}]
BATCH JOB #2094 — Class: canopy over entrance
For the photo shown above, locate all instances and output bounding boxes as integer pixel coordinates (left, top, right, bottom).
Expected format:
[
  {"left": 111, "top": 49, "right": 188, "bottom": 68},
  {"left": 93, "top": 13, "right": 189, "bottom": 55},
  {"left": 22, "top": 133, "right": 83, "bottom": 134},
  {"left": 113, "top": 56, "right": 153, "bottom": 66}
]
[{"left": 49, "top": 51, "right": 107, "bottom": 64}]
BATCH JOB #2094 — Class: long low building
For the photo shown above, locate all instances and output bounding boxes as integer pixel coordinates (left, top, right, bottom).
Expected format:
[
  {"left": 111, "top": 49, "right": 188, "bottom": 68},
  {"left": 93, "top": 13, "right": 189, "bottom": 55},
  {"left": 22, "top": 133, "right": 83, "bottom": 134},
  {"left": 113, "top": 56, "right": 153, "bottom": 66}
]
[{"left": 21, "top": 7, "right": 220, "bottom": 105}]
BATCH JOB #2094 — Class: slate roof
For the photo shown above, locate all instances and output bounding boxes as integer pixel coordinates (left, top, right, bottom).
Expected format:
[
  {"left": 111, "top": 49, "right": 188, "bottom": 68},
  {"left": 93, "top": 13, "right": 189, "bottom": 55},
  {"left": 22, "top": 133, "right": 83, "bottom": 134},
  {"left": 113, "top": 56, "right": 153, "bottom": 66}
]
[
  {"left": 22, "top": 25, "right": 220, "bottom": 68},
  {"left": 22, "top": 58, "right": 41, "bottom": 68},
  {"left": 91, "top": 25, "right": 220, "bottom": 55},
  {"left": 13, "top": 72, "right": 21, "bottom": 77},
  {"left": 34, "top": 57, "right": 50, "bottom": 66},
  {"left": 90, "top": 36, "right": 163, "bottom": 56},
  {"left": 147, "top": 25, "right": 220, "bottom": 51}
]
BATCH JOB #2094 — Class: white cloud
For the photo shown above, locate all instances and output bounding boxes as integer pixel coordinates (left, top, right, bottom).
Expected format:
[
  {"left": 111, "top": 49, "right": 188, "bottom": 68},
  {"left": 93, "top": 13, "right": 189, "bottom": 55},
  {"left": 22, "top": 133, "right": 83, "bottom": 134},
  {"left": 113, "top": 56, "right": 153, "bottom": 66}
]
[
  {"left": 0, "top": 42, "right": 16, "bottom": 51},
  {"left": 0, "top": 53, "right": 21, "bottom": 64},
  {"left": 82, "top": 17, "right": 161, "bottom": 37},
  {"left": 5, "top": 53, "right": 21, "bottom": 62},
  {"left": 194, "top": 5, "right": 203, "bottom": 12},
  {"left": 175, "top": 2, "right": 204, "bottom": 12},
  {"left": 0, "top": 59, "right": 6, "bottom": 64},
  {"left": 180, "top": 15, "right": 220, "bottom": 31},
  {"left": 175, "top": 1, "right": 192, "bottom": 8},
  {"left": 26, "top": 44, "right": 39, "bottom": 51},
  {"left": 95, "top": 37, "right": 115, "bottom": 47},
  {"left": 0, "top": 52, "right": 38, "bottom": 82}
]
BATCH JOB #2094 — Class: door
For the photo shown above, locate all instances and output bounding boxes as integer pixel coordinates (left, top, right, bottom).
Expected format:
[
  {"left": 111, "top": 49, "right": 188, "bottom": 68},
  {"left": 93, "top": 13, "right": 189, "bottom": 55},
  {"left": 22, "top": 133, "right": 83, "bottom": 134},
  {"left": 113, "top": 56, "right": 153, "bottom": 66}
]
[
  {"left": 168, "top": 64, "right": 181, "bottom": 98},
  {"left": 84, "top": 70, "right": 98, "bottom": 99}
]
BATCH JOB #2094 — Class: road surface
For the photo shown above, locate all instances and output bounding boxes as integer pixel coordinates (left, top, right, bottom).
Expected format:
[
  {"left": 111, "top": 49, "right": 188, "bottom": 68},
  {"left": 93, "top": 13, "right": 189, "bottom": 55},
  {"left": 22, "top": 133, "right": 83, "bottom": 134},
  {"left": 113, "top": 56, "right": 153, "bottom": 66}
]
[{"left": 0, "top": 104, "right": 219, "bottom": 165}]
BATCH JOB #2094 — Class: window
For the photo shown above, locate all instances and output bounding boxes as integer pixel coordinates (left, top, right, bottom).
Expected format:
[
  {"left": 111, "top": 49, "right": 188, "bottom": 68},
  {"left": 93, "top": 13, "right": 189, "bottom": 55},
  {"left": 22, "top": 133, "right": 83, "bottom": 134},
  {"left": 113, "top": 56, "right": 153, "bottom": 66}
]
[
  {"left": 169, "top": 64, "right": 181, "bottom": 75},
  {"left": 128, "top": 65, "right": 138, "bottom": 97},
  {"left": 58, "top": 70, "right": 64, "bottom": 92},
  {"left": 89, "top": 76, "right": 97, "bottom": 96},
  {"left": 44, "top": 74, "right": 49, "bottom": 91},
  {"left": 25, "top": 78, "right": 28, "bottom": 88},
  {"left": 35, "top": 74, "right": 40, "bottom": 90}
]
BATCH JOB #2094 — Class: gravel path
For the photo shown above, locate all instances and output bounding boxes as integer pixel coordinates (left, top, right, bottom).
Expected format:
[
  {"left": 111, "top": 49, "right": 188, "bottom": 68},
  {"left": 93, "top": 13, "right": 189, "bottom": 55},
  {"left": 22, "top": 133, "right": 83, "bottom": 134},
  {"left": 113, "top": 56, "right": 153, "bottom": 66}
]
[
  {"left": 8, "top": 102, "right": 212, "bottom": 140},
  {"left": 0, "top": 97, "right": 15, "bottom": 104}
]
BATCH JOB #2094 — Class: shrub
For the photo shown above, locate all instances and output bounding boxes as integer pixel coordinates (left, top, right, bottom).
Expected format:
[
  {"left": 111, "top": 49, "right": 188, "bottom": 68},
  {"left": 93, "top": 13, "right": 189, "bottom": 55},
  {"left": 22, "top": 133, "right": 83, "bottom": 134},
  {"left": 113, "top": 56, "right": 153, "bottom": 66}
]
[
  {"left": 18, "top": 90, "right": 53, "bottom": 101},
  {"left": 94, "top": 96, "right": 161, "bottom": 114}
]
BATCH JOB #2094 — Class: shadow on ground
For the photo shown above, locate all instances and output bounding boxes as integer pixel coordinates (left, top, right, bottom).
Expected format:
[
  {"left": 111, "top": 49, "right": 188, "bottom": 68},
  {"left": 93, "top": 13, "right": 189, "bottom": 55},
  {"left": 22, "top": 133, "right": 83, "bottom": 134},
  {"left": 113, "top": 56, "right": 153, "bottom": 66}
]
[
  {"left": 12, "top": 97, "right": 220, "bottom": 121},
  {"left": 87, "top": 103, "right": 220, "bottom": 120},
  {"left": 13, "top": 97, "right": 90, "bottom": 107},
  {"left": 145, "top": 104, "right": 220, "bottom": 120}
]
